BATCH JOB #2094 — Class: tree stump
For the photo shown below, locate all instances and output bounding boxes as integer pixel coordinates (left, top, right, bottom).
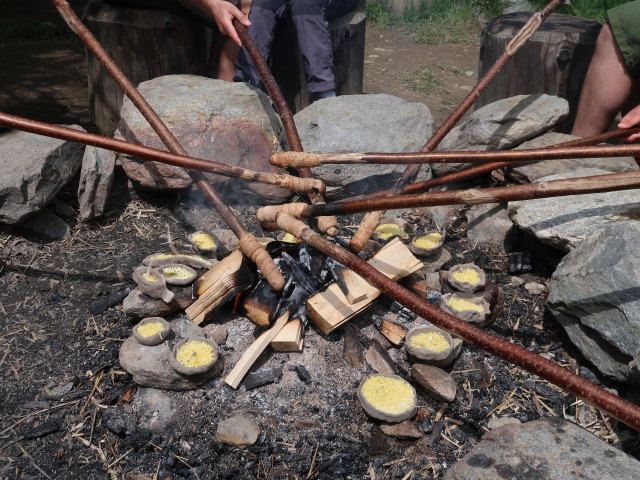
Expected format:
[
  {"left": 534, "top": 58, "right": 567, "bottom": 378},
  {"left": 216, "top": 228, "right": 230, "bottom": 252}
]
[
  {"left": 84, "top": 1, "right": 207, "bottom": 134},
  {"left": 270, "top": 10, "right": 366, "bottom": 112},
  {"left": 477, "top": 12, "right": 601, "bottom": 132}
]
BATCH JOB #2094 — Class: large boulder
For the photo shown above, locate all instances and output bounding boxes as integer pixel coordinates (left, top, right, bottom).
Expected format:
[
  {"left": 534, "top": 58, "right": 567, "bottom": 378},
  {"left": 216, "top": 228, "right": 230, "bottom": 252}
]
[
  {"left": 116, "top": 75, "right": 290, "bottom": 205},
  {"left": 548, "top": 221, "right": 640, "bottom": 385},
  {"left": 509, "top": 168, "right": 640, "bottom": 252},
  {"left": 289, "top": 94, "right": 434, "bottom": 199},
  {"left": 506, "top": 132, "right": 638, "bottom": 183},
  {"left": 0, "top": 126, "right": 85, "bottom": 224},
  {"left": 464, "top": 203, "right": 515, "bottom": 253},
  {"left": 445, "top": 417, "right": 640, "bottom": 479},
  {"left": 433, "top": 94, "right": 568, "bottom": 176}
]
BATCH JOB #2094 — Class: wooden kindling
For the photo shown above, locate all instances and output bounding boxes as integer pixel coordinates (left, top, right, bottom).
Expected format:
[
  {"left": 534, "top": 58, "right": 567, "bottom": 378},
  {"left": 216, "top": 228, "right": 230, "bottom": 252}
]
[{"left": 274, "top": 212, "right": 640, "bottom": 432}]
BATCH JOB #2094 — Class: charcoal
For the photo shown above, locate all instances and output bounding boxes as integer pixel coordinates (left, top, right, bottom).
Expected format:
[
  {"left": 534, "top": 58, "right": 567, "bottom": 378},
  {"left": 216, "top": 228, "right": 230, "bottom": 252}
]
[
  {"left": 289, "top": 364, "right": 312, "bottom": 383},
  {"left": 243, "top": 367, "right": 283, "bottom": 390},
  {"left": 508, "top": 251, "right": 533, "bottom": 274}
]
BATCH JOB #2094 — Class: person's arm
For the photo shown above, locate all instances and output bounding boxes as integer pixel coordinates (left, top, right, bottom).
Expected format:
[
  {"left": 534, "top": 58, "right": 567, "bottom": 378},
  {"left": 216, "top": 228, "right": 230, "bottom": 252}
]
[
  {"left": 181, "top": 0, "right": 250, "bottom": 46},
  {"left": 619, "top": 104, "right": 640, "bottom": 142}
]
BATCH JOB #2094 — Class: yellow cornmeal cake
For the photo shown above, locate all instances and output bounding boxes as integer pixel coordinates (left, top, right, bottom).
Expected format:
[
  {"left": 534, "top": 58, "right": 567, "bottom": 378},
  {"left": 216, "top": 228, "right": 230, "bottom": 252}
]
[
  {"left": 192, "top": 233, "right": 216, "bottom": 250},
  {"left": 360, "top": 376, "right": 415, "bottom": 415},
  {"left": 141, "top": 272, "right": 158, "bottom": 282},
  {"left": 176, "top": 341, "right": 216, "bottom": 368},
  {"left": 281, "top": 233, "right": 299, "bottom": 243},
  {"left": 447, "top": 297, "right": 484, "bottom": 313},
  {"left": 409, "top": 331, "right": 450, "bottom": 352},
  {"left": 136, "top": 321, "right": 165, "bottom": 338},
  {"left": 415, "top": 233, "right": 442, "bottom": 249},
  {"left": 451, "top": 268, "right": 481, "bottom": 284},
  {"left": 159, "top": 265, "right": 193, "bottom": 280},
  {"left": 375, "top": 223, "right": 406, "bottom": 239}
]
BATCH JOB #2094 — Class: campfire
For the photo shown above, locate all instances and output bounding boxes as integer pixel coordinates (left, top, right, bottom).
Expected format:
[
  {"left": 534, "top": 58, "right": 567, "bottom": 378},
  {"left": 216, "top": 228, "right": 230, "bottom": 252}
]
[{"left": 3, "top": 4, "right": 640, "bottom": 477}]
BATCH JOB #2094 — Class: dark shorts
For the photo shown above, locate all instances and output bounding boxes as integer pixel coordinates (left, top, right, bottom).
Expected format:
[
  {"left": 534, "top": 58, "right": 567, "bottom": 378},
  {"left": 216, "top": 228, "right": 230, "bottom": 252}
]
[{"left": 609, "top": 0, "right": 640, "bottom": 78}]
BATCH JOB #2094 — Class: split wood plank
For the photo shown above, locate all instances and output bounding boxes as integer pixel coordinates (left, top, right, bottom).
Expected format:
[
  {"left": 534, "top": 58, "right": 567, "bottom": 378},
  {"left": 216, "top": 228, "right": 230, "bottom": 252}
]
[
  {"left": 271, "top": 319, "right": 304, "bottom": 352},
  {"left": 225, "top": 313, "right": 289, "bottom": 389},
  {"left": 186, "top": 250, "right": 254, "bottom": 325},
  {"left": 306, "top": 238, "right": 423, "bottom": 335}
]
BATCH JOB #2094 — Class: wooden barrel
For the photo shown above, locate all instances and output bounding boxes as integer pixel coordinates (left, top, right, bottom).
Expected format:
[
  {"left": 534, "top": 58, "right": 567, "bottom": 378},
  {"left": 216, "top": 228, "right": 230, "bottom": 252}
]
[
  {"left": 477, "top": 12, "right": 602, "bottom": 132},
  {"left": 84, "top": 0, "right": 208, "bottom": 135}
]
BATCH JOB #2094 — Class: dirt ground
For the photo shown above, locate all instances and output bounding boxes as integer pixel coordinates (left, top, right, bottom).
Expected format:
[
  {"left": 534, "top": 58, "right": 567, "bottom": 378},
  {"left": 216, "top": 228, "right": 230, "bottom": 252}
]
[{"left": 1, "top": 13, "right": 638, "bottom": 480}]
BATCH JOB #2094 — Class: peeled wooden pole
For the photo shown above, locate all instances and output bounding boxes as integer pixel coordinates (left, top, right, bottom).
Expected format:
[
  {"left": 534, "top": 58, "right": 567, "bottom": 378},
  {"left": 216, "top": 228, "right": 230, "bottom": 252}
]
[
  {"left": 0, "top": 112, "right": 322, "bottom": 194},
  {"left": 270, "top": 142, "right": 640, "bottom": 167},
  {"left": 349, "top": 0, "right": 565, "bottom": 252},
  {"left": 257, "top": 170, "right": 640, "bottom": 223},
  {"left": 274, "top": 212, "right": 640, "bottom": 431},
  {"left": 342, "top": 127, "right": 640, "bottom": 201},
  {"left": 232, "top": 19, "right": 338, "bottom": 236},
  {"left": 52, "top": 0, "right": 284, "bottom": 290}
]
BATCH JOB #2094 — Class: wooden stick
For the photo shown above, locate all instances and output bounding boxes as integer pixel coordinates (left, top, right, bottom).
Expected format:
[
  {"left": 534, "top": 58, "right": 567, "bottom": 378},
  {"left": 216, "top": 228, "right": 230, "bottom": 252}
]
[
  {"left": 270, "top": 142, "right": 640, "bottom": 167},
  {"left": 274, "top": 212, "right": 640, "bottom": 432},
  {"left": 225, "top": 313, "right": 289, "bottom": 388},
  {"left": 256, "top": 170, "right": 640, "bottom": 223},
  {"left": 52, "top": 0, "right": 285, "bottom": 291}
]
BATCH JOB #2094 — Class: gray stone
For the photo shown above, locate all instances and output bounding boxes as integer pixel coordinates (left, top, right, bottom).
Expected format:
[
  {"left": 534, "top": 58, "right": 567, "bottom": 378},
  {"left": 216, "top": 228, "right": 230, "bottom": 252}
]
[
  {"left": 547, "top": 221, "right": 640, "bottom": 385},
  {"left": 0, "top": 126, "right": 85, "bottom": 224},
  {"left": 433, "top": 95, "right": 569, "bottom": 176},
  {"left": 511, "top": 276, "right": 525, "bottom": 287},
  {"left": 102, "top": 408, "right": 137, "bottom": 436},
  {"left": 20, "top": 208, "right": 70, "bottom": 239},
  {"left": 507, "top": 132, "right": 638, "bottom": 183},
  {"left": 486, "top": 416, "right": 520, "bottom": 430},
  {"left": 411, "top": 364, "right": 457, "bottom": 402},
  {"left": 119, "top": 337, "right": 218, "bottom": 390},
  {"left": 134, "top": 388, "right": 179, "bottom": 433},
  {"left": 122, "top": 287, "right": 195, "bottom": 320},
  {"left": 212, "top": 228, "right": 240, "bottom": 257},
  {"left": 364, "top": 341, "right": 396, "bottom": 375},
  {"left": 171, "top": 318, "right": 204, "bottom": 340},
  {"left": 524, "top": 282, "right": 546, "bottom": 295},
  {"left": 290, "top": 94, "right": 434, "bottom": 199},
  {"left": 203, "top": 324, "right": 228, "bottom": 345},
  {"left": 465, "top": 203, "right": 515, "bottom": 253},
  {"left": 416, "top": 205, "right": 462, "bottom": 230},
  {"left": 216, "top": 415, "right": 260, "bottom": 448},
  {"left": 509, "top": 168, "right": 640, "bottom": 252},
  {"left": 380, "top": 421, "right": 423, "bottom": 440},
  {"left": 445, "top": 417, "right": 640, "bottom": 480},
  {"left": 421, "top": 248, "right": 452, "bottom": 273},
  {"left": 116, "top": 75, "right": 290, "bottom": 204},
  {"left": 78, "top": 146, "right": 116, "bottom": 220},
  {"left": 53, "top": 199, "right": 75, "bottom": 218}
]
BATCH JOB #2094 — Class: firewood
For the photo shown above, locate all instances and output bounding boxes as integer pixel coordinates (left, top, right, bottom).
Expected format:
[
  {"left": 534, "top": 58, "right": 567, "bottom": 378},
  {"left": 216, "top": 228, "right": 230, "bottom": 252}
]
[
  {"left": 242, "top": 279, "right": 279, "bottom": 328},
  {"left": 374, "top": 317, "right": 409, "bottom": 346},
  {"left": 185, "top": 251, "right": 255, "bottom": 325},
  {"left": 306, "top": 239, "right": 423, "bottom": 334},
  {"left": 271, "top": 318, "right": 304, "bottom": 352},
  {"left": 224, "top": 313, "right": 289, "bottom": 389}
]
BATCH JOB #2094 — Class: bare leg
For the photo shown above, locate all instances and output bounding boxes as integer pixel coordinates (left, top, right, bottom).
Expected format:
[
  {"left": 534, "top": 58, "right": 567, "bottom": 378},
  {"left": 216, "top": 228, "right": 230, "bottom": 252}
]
[
  {"left": 217, "top": 0, "right": 252, "bottom": 81},
  {"left": 572, "top": 23, "right": 634, "bottom": 137}
]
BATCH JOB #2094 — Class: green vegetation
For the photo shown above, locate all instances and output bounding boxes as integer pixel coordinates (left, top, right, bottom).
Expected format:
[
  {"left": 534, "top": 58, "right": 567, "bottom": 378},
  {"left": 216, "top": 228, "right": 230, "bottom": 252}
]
[
  {"left": 529, "top": 0, "right": 628, "bottom": 23},
  {"left": 364, "top": 0, "right": 485, "bottom": 45},
  {"left": 0, "top": 0, "right": 71, "bottom": 41}
]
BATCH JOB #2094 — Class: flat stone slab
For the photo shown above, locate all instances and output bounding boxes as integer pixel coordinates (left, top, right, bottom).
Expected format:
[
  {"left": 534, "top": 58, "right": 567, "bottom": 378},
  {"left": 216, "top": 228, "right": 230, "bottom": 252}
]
[
  {"left": 445, "top": 417, "right": 640, "bottom": 480},
  {"left": 507, "top": 132, "right": 638, "bottom": 183},
  {"left": 216, "top": 415, "right": 260, "bottom": 448},
  {"left": 509, "top": 168, "right": 640, "bottom": 252}
]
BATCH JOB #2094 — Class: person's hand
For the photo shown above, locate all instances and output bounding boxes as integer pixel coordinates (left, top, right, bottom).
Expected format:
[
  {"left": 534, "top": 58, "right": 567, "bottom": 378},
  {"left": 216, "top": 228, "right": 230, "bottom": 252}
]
[
  {"left": 618, "top": 104, "right": 640, "bottom": 142},
  {"left": 190, "top": 0, "right": 250, "bottom": 46}
]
